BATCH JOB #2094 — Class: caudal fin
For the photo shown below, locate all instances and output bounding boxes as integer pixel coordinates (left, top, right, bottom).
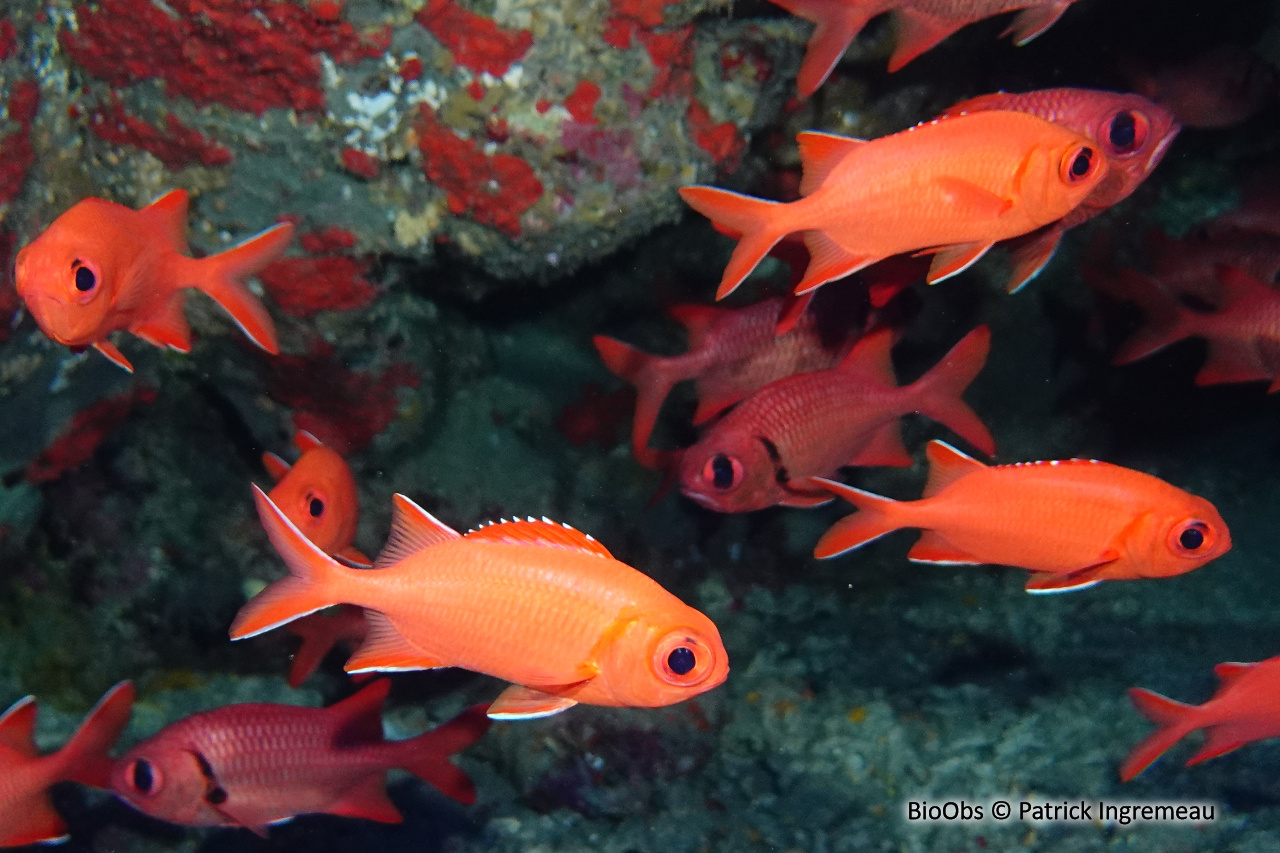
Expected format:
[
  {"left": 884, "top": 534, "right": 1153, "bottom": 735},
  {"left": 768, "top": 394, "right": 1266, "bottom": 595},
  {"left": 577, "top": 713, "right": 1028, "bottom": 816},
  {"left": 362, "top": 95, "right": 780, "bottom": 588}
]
[
  {"left": 907, "top": 326, "right": 995, "bottom": 456},
  {"left": 593, "top": 335, "right": 676, "bottom": 457},
  {"left": 394, "top": 704, "right": 492, "bottom": 804},
  {"left": 811, "top": 478, "right": 909, "bottom": 558},
  {"left": 196, "top": 221, "right": 294, "bottom": 354},
  {"left": 1120, "top": 687, "right": 1198, "bottom": 781},
  {"left": 1102, "top": 270, "right": 1191, "bottom": 364},
  {"left": 679, "top": 186, "right": 788, "bottom": 299},
  {"left": 767, "top": 0, "right": 873, "bottom": 98},
  {"left": 231, "top": 484, "right": 347, "bottom": 640},
  {"left": 56, "top": 681, "right": 136, "bottom": 789}
]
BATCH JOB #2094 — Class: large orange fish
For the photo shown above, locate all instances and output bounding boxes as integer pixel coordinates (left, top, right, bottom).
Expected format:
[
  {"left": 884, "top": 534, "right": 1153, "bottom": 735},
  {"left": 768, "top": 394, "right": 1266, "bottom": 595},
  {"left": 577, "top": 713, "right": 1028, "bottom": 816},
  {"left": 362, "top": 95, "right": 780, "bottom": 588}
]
[
  {"left": 767, "top": 0, "right": 1081, "bottom": 98},
  {"left": 814, "top": 440, "right": 1231, "bottom": 592},
  {"left": 15, "top": 189, "right": 293, "bottom": 372},
  {"left": 1122, "top": 655, "right": 1280, "bottom": 781},
  {"left": 263, "top": 430, "right": 371, "bottom": 568},
  {"left": 0, "top": 682, "right": 134, "bottom": 847},
  {"left": 680, "top": 111, "right": 1107, "bottom": 300},
  {"left": 231, "top": 488, "right": 729, "bottom": 719}
]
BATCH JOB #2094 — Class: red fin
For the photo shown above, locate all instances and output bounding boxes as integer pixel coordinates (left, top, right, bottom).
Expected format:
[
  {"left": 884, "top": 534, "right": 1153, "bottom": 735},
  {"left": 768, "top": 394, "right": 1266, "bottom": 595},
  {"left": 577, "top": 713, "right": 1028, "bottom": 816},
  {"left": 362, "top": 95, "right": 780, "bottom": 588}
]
[
  {"left": 922, "top": 440, "right": 985, "bottom": 497},
  {"left": 797, "top": 231, "right": 873, "bottom": 294},
  {"left": 692, "top": 391, "right": 742, "bottom": 426},
  {"left": 775, "top": 292, "right": 813, "bottom": 335},
  {"left": 1214, "top": 661, "right": 1257, "bottom": 684},
  {"left": 837, "top": 326, "right": 896, "bottom": 385},
  {"left": 797, "top": 131, "right": 866, "bottom": 196},
  {"left": 464, "top": 517, "right": 614, "bottom": 558},
  {"left": 329, "top": 679, "right": 391, "bottom": 746},
  {"left": 374, "top": 494, "right": 460, "bottom": 569},
  {"left": 1006, "top": 227, "right": 1062, "bottom": 292},
  {"left": 335, "top": 546, "right": 372, "bottom": 569},
  {"left": 0, "top": 796, "right": 69, "bottom": 847},
  {"left": 262, "top": 451, "right": 291, "bottom": 483},
  {"left": 1121, "top": 687, "right": 1197, "bottom": 781},
  {"left": 906, "top": 327, "right": 995, "bottom": 457},
  {"left": 57, "top": 680, "right": 135, "bottom": 789},
  {"left": 1186, "top": 724, "right": 1251, "bottom": 766},
  {"left": 195, "top": 221, "right": 294, "bottom": 354},
  {"left": 1196, "top": 340, "right": 1270, "bottom": 386},
  {"left": 287, "top": 605, "right": 367, "bottom": 687},
  {"left": 488, "top": 685, "right": 579, "bottom": 720},
  {"left": 1106, "top": 270, "right": 1190, "bottom": 364},
  {"left": 667, "top": 304, "right": 728, "bottom": 349},
  {"left": 327, "top": 775, "right": 402, "bottom": 823},
  {"left": 847, "top": 421, "right": 912, "bottom": 467},
  {"left": 345, "top": 611, "right": 443, "bottom": 673},
  {"left": 294, "top": 429, "right": 323, "bottom": 453},
  {"left": 1003, "top": 2, "right": 1071, "bottom": 44},
  {"left": 926, "top": 240, "right": 995, "bottom": 284},
  {"left": 0, "top": 695, "right": 37, "bottom": 757},
  {"left": 907, "top": 530, "right": 982, "bottom": 565},
  {"left": 141, "top": 188, "right": 192, "bottom": 253},
  {"left": 1024, "top": 566, "right": 1109, "bottom": 594},
  {"left": 230, "top": 485, "right": 345, "bottom": 640},
  {"left": 679, "top": 186, "right": 787, "bottom": 299},
  {"left": 810, "top": 478, "right": 905, "bottom": 558},
  {"left": 132, "top": 292, "right": 192, "bottom": 352},
  {"left": 94, "top": 339, "right": 134, "bottom": 372},
  {"left": 889, "top": 9, "right": 965, "bottom": 71},
  {"left": 592, "top": 335, "right": 674, "bottom": 457},
  {"left": 394, "top": 704, "right": 491, "bottom": 804},
  {"left": 768, "top": 0, "right": 874, "bottom": 97}
]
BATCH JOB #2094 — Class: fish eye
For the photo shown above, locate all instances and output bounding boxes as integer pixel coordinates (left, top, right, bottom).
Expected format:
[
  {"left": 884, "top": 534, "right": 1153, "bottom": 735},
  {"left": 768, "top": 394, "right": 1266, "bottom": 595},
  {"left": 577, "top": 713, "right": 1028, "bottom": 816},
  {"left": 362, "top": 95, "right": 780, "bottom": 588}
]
[
  {"left": 72, "top": 261, "right": 97, "bottom": 292},
  {"left": 1169, "top": 520, "right": 1212, "bottom": 556},
  {"left": 307, "top": 493, "right": 325, "bottom": 517},
  {"left": 1063, "top": 146, "right": 1097, "bottom": 182},
  {"left": 667, "top": 646, "right": 696, "bottom": 675},
  {"left": 652, "top": 629, "right": 716, "bottom": 687},
  {"left": 1105, "top": 110, "right": 1149, "bottom": 156},
  {"left": 703, "top": 454, "right": 743, "bottom": 491},
  {"left": 129, "top": 759, "right": 159, "bottom": 795}
]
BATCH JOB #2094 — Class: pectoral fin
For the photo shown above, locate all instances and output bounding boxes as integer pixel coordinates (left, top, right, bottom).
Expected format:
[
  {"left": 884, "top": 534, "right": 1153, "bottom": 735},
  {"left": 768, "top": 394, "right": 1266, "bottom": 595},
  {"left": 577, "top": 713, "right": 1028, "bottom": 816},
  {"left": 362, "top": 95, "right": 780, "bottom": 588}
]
[
  {"left": 1024, "top": 554, "right": 1119, "bottom": 594},
  {"left": 94, "top": 339, "right": 134, "bottom": 372}
]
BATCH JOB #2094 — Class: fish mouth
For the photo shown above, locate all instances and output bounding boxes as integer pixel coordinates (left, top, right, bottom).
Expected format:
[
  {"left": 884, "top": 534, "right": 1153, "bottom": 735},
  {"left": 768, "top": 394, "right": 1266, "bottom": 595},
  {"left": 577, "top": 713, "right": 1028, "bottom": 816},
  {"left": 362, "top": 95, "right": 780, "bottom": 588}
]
[
  {"left": 680, "top": 489, "right": 724, "bottom": 511},
  {"left": 1144, "top": 126, "right": 1181, "bottom": 173},
  {"left": 21, "top": 293, "right": 81, "bottom": 346}
]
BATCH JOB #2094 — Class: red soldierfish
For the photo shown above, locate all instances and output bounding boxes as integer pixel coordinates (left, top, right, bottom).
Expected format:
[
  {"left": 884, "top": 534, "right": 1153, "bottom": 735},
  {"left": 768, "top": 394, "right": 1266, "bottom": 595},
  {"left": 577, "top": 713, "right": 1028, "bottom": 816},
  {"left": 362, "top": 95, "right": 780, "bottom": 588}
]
[
  {"left": 1123, "top": 655, "right": 1280, "bottom": 780},
  {"left": 15, "top": 189, "right": 293, "bottom": 372},
  {"left": 0, "top": 682, "right": 135, "bottom": 847},
  {"left": 264, "top": 430, "right": 371, "bottom": 569},
  {"left": 814, "top": 440, "right": 1231, "bottom": 593},
  {"left": 680, "top": 111, "right": 1106, "bottom": 300},
  {"left": 593, "top": 298, "right": 853, "bottom": 460},
  {"left": 1126, "top": 45, "right": 1278, "bottom": 129},
  {"left": 940, "top": 89, "right": 1181, "bottom": 292},
  {"left": 678, "top": 327, "right": 994, "bottom": 513},
  {"left": 768, "top": 0, "right": 1081, "bottom": 98},
  {"left": 109, "top": 680, "right": 489, "bottom": 834}
]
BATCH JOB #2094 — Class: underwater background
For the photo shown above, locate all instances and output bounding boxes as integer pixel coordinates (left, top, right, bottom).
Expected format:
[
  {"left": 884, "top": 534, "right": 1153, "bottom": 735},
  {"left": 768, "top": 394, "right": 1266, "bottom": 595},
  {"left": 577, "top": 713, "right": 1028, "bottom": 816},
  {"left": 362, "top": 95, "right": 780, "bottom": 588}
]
[{"left": 4, "top": 0, "right": 1280, "bottom": 850}]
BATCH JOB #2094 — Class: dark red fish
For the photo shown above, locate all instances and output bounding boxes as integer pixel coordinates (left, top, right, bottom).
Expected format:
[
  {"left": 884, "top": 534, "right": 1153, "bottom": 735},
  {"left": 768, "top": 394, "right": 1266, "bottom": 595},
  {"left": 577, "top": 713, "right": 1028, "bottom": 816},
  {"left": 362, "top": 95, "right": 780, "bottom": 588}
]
[
  {"left": 109, "top": 680, "right": 489, "bottom": 835},
  {"left": 1127, "top": 45, "right": 1277, "bottom": 129}
]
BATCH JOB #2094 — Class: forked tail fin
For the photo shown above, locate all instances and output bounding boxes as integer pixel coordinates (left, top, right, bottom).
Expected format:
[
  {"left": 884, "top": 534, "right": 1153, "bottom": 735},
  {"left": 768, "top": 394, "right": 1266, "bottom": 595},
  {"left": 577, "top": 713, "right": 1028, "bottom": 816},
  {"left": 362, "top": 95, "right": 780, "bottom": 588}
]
[
  {"left": 195, "top": 221, "right": 295, "bottom": 354},
  {"left": 56, "top": 681, "right": 136, "bottom": 789},
  {"left": 679, "top": 186, "right": 788, "bottom": 299},
  {"left": 767, "top": 0, "right": 874, "bottom": 97},
  {"left": 1120, "top": 687, "right": 1198, "bottom": 781},
  {"left": 593, "top": 335, "right": 676, "bottom": 457},
  {"left": 394, "top": 704, "right": 492, "bottom": 804},
  {"left": 907, "top": 326, "right": 995, "bottom": 456},
  {"left": 811, "top": 478, "right": 908, "bottom": 558}
]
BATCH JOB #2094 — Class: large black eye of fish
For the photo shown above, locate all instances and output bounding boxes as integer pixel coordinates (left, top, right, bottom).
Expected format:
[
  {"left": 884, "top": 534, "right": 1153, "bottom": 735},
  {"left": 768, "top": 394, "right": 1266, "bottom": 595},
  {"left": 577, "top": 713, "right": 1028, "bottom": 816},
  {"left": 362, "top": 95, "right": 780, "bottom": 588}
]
[
  {"left": 1067, "top": 146, "right": 1097, "bottom": 182},
  {"left": 73, "top": 262, "right": 97, "bottom": 292},
  {"left": 130, "top": 759, "right": 156, "bottom": 794},
  {"left": 653, "top": 630, "right": 715, "bottom": 687},
  {"left": 308, "top": 493, "right": 325, "bottom": 517},
  {"left": 1105, "top": 110, "right": 1149, "bottom": 156},
  {"left": 1171, "top": 520, "right": 1212, "bottom": 556},
  {"left": 667, "top": 646, "right": 696, "bottom": 675},
  {"left": 703, "top": 454, "right": 743, "bottom": 491}
]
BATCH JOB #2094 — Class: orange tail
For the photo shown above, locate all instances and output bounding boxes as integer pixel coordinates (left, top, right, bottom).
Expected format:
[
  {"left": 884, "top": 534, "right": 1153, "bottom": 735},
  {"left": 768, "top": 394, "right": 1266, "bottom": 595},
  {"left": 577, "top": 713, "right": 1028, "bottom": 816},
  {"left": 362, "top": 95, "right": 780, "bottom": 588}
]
[
  {"left": 56, "top": 681, "right": 136, "bottom": 789},
  {"left": 195, "top": 221, "right": 294, "bottom": 354},
  {"left": 394, "top": 704, "right": 492, "bottom": 804},
  {"left": 906, "top": 326, "right": 995, "bottom": 457},
  {"left": 231, "top": 484, "right": 348, "bottom": 640},
  {"left": 679, "top": 186, "right": 788, "bottom": 299},
  {"left": 811, "top": 478, "right": 908, "bottom": 558},
  {"left": 593, "top": 335, "right": 678, "bottom": 458},
  {"left": 1121, "top": 687, "right": 1198, "bottom": 781},
  {"left": 766, "top": 0, "right": 873, "bottom": 98}
]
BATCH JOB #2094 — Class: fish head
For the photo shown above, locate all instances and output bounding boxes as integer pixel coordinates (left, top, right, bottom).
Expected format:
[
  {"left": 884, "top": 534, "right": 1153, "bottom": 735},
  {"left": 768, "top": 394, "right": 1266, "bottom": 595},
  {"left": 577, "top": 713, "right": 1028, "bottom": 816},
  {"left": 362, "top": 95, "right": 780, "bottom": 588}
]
[
  {"left": 1059, "top": 92, "right": 1181, "bottom": 208},
  {"left": 266, "top": 443, "right": 359, "bottom": 555},
  {"left": 14, "top": 199, "right": 130, "bottom": 347},
  {"left": 1126, "top": 496, "right": 1232, "bottom": 578},
  {"left": 596, "top": 606, "right": 729, "bottom": 708},
  {"left": 111, "top": 741, "right": 222, "bottom": 826},
  {"left": 1023, "top": 130, "right": 1110, "bottom": 220},
  {"left": 677, "top": 433, "right": 776, "bottom": 513}
]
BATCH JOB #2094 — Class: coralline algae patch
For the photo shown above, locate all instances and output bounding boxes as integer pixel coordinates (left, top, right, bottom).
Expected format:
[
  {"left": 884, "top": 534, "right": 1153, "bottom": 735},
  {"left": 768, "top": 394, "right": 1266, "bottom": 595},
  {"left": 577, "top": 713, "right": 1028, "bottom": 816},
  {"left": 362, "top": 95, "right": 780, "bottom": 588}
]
[{"left": 1, "top": 0, "right": 801, "bottom": 287}]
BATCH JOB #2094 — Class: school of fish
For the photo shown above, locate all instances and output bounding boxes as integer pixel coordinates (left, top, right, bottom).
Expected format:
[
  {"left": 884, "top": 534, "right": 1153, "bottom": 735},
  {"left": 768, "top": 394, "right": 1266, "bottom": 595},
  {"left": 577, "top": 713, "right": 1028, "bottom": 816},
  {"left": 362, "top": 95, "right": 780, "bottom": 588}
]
[{"left": 1, "top": 3, "right": 1271, "bottom": 839}]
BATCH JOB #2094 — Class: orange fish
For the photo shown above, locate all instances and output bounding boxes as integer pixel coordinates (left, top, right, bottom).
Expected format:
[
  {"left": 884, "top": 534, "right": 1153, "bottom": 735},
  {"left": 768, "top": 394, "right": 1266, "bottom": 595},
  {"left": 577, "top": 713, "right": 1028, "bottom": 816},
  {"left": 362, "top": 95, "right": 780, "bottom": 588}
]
[
  {"left": 680, "top": 111, "right": 1107, "bottom": 300},
  {"left": 231, "top": 488, "right": 729, "bottom": 719},
  {"left": 0, "top": 682, "right": 135, "bottom": 847},
  {"left": 813, "top": 440, "right": 1231, "bottom": 592},
  {"left": 263, "top": 430, "right": 370, "bottom": 568},
  {"left": 15, "top": 189, "right": 293, "bottom": 372},
  {"left": 767, "top": 0, "right": 1081, "bottom": 98},
  {"left": 1122, "top": 656, "right": 1280, "bottom": 781}
]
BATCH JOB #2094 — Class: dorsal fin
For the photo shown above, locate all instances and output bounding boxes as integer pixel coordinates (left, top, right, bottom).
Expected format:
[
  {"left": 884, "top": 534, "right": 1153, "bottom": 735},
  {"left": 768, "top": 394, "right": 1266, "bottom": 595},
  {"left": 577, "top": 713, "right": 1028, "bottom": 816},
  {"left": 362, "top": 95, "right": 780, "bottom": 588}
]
[
  {"left": 464, "top": 517, "right": 613, "bottom": 558},
  {"left": 797, "top": 131, "right": 866, "bottom": 196},
  {"left": 262, "top": 451, "right": 291, "bottom": 482},
  {"left": 141, "top": 188, "right": 192, "bottom": 254},
  {"left": 374, "top": 495, "right": 460, "bottom": 570},
  {"left": 0, "top": 695, "right": 38, "bottom": 758},
  {"left": 922, "top": 440, "right": 985, "bottom": 497},
  {"left": 838, "top": 327, "right": 896, "bottom": 385},
  {"left": 668, "top": 304, "right": 728, "bottom": 349},
  {"left": 329, "top": 679, "right": 391, "bottom": 747},
  {"left": 1214, "top": 661, "right": 1257, "bottom": 686},
  {"left": 1214, "top": 264, "right": 1272, "bottom": 307},
  {"left": 294, "top": 430, "right": 323, "bottom": 453}
]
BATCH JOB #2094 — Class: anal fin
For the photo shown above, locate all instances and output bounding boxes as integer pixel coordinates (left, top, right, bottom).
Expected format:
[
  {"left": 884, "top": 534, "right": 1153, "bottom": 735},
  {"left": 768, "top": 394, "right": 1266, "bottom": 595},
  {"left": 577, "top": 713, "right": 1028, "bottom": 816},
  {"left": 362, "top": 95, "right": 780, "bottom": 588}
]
[
  {"left": 488, "top": 685, "right": 580, "bottom": 720},
  {"left": 131, "top": 292, "right": 192, "bottom": 352},
  {"left": 907, "top": 530, "right": 982, "bottom": 565},
  {"left": 1024, "top": 563, "right": 1112, "bottom": 594},
  {"left": 326, "top": 775, "right": 403, "bottom": 823},
  {"left": 345, "top": 612, "right": 444, "bottom": 673},
  {"left": 796, "top": 231, "right": 874, "bottom": 294},
  {"left": 1005, "top": 227, "right": 1062, "bottom": 293},
  {"left": 847, "top": 420, "right": 912, "bottom": 467}
]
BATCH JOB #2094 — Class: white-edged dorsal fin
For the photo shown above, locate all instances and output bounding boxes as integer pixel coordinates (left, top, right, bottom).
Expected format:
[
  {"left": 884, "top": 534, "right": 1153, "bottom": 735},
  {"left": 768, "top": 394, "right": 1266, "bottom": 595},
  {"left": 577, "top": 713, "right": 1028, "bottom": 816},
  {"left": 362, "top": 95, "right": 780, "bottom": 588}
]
[
  {"left": 922, "top": 440, "right": 986, "bottom": 497},
  {"left": 262, "top": 451, "right": 291, "bottom": 483},
  {"left": 294, "top": 430, "right": 323, "bottom": 453},
  {"left": 1214, "top": 661, "right": 1257, "bottom": 686},
  {"left": 374, "top": 494, "right": 460, "bottom": 570},
  {"left": 797, "top": 131, "right": 866, "bottom": 196},
  {"left": 463, "top": 517, "right": 613, "bottom": 558}
]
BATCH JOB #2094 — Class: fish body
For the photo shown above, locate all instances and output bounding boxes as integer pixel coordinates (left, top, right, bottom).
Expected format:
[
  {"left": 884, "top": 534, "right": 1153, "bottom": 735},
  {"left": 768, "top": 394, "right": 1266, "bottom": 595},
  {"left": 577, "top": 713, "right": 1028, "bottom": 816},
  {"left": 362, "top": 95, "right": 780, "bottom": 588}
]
[
  {"left": 0, "top": 682, "right": 134, "bottom": 847},
  {"left": 768, "top": 0, "right": 1079, "bottom": 97},
  {"left": 1144, "top": 228, "right": 1280, "bottom": 299},
  {"left": 680, "top": 111, "right": 1107, "bottom": 300},
  {"left": 232, "top": 489, "right": 729, "bottom": 720},
  {"left": 263, "top": 430, "right": 370, "bottom": 568},
  {"left": 109, "top": 680, "right": 489, "bottom": 834},
  {"left": 814, "top": 440, "right": 1231, "bottom": 592},
  {"left": 1123, "top": 656, "right": 1280, "bottom": 780},
  {"left": 15, "top": 189, "right": 292, "bottom": 372},
  {"left": 679, "top": 327, "right": 993, "bottom": 512},
  {"left": 1127, "top": 45, "right": 1277, "bottom": 129},
  {"left": 594, "top": 298, "right": 851, "bottom": 458},
  {"left": 941, "top": 89, "right": 1180, "bottom": 291}
]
